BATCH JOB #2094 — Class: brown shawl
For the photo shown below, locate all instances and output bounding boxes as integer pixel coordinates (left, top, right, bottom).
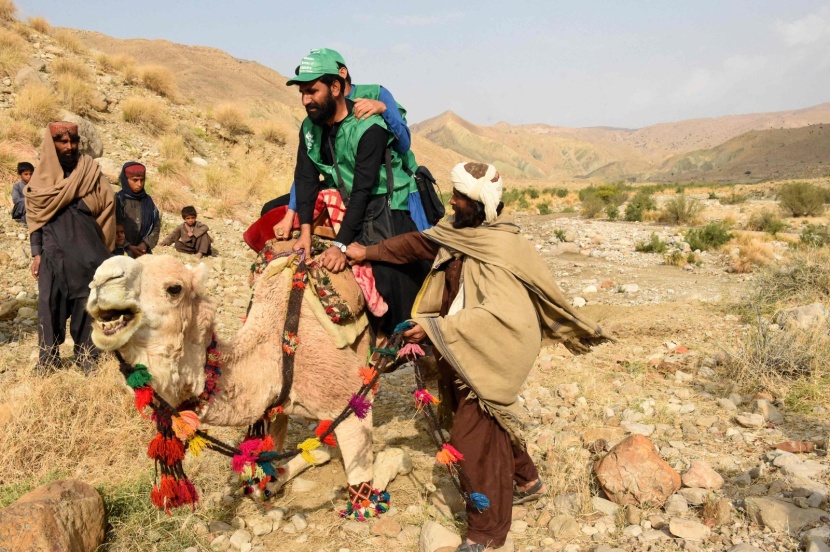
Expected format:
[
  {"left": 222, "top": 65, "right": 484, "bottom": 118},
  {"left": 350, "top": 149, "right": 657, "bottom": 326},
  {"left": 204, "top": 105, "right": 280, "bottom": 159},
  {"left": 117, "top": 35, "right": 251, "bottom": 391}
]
[
  {"left": 25, "top": 127, "right": 115, "bottom": 250},
  {"left": 412, "top": 215, "right": 612, "bottom": 436}
]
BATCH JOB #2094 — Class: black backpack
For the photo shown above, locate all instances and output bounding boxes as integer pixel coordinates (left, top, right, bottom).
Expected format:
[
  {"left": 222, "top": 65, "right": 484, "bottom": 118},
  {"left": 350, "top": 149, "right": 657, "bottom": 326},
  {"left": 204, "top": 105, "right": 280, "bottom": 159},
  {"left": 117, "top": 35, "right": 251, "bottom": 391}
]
[{"left": 411, "top": 165, "right": 445, "bottom": 226}]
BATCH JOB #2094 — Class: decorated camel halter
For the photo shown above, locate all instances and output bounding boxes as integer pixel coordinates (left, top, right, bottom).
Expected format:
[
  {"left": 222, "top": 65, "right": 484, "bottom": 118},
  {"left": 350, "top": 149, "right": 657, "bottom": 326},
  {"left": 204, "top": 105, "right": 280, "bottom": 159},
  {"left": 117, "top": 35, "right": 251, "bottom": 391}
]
[{"left": 116, "top": 260, "right": 490, "bottom": 519}]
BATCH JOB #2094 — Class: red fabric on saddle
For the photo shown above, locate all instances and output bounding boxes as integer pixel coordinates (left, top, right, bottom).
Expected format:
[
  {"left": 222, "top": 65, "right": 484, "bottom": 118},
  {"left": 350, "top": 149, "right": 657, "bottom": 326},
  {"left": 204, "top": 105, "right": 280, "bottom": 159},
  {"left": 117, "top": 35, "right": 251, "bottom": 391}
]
[{"left": 243, "top": 190, "right": 348, "bottom": 253}]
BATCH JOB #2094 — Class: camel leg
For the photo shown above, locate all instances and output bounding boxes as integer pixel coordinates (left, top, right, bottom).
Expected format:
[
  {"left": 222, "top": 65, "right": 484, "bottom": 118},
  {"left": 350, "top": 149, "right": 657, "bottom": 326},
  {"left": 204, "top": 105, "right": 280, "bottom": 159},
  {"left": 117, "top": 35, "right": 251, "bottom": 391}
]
[
  {"left": 334, "top": 409, "right": 374, "bottom": 486},
  {"left": 266, "top": 415, "right": 331, "bottom": 494},
  {"left": 268, "top": 413, "right": 290, "bottom": 451}
]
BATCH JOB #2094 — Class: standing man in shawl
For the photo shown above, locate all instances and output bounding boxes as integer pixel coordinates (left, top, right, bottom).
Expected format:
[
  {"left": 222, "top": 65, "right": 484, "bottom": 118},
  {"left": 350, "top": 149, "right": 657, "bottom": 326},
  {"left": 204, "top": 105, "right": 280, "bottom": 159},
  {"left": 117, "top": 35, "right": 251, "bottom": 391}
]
[
  {"left": 115, "top": 162, "right": 160, "bottom": 257},
  {"left": 26, "top": 122, "right": 115, "bottom": 373},
  {"left": 347, "top": 162, "right": 610, "bottom": 552}
]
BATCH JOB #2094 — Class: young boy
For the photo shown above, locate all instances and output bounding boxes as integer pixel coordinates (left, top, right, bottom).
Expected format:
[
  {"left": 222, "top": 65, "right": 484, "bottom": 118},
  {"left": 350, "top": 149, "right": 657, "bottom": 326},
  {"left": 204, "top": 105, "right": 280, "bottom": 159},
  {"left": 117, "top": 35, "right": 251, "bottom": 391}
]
[
  {"left": 160, "top": 206, "right": 212, "bottom": 258},
  {"left": 12, "top": 162, "right": 34, "bottom": 224},
  {"left": 112, "top": 224, "right": 129, "bottom": 256},
  {"left": 114, "top": 162, "right": 160, "bottom": 258}
]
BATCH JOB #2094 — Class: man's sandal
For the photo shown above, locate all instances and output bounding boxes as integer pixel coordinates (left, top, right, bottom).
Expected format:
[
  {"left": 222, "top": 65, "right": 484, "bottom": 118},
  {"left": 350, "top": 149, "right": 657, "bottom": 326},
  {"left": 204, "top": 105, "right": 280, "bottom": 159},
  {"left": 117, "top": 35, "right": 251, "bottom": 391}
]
[
  {"left": 455, "top": 542, "right": 488, "bottom": 552},
  {"left": 512, "top": 477, "right": 545, "bottom": 505}
]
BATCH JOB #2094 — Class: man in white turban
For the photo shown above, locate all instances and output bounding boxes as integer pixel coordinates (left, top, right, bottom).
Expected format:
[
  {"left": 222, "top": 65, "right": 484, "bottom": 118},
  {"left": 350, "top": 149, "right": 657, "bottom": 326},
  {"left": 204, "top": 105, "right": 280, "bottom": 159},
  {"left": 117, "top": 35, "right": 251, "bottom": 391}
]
[{"left": 347, "top": 162, "right": 611, "bottom": 551}]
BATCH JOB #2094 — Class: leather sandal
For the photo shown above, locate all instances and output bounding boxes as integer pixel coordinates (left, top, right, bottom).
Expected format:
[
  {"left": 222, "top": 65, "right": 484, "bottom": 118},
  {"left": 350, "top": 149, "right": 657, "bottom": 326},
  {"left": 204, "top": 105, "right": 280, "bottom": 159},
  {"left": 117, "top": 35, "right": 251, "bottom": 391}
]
[{"left": 512, "top": 477, "right": 545, "bottom": 505}]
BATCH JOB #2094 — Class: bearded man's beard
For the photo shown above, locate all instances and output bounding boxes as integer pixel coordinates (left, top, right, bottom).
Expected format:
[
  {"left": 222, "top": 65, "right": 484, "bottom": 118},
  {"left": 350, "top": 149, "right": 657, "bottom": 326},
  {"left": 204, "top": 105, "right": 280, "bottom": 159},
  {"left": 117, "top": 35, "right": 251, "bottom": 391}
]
[
  {"left": 306, "top": 90, "right": 337, "bottom": 125},
  {"left": 58, "top": 150, "right": 79, "bottom": 173},
  {"left": 451, "top": 202, "right": 483, "bottom": 229}
]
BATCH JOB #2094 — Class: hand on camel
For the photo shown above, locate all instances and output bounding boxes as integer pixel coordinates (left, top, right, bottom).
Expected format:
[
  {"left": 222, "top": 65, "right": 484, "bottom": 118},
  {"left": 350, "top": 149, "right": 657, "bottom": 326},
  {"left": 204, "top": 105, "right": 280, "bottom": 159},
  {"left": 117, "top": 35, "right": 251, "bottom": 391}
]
[
  {"left": 353, "top": 98, "right": 386, "bottom": 120},
  {"left": 403, "top": 324, "right": 426, "bottom": 343},
  {"left": 320, "top": 245, "right": 347, "bottom": 273},
  {"left": 345, "top": 243, "right": 366, "bottom": 264},
  {"left": 293, "top": 233, "right": 312, "bottom": 257},
  {"left": 274, "top": 209, "right": 295, "bottom": 240}
]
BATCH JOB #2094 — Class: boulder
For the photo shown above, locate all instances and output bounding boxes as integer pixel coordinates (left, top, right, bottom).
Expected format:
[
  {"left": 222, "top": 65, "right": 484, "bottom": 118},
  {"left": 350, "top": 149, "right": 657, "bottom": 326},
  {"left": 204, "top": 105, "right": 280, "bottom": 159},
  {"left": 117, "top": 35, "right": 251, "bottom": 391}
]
[
  {"left": 59, "top": 111, "right": 104, "bottom": 158},
  {"left": 0, "top": 479, "right": 105, "bottom": 552},
  {"left": 774, "top": 302, "right": 828, "bottom": 330},
  {"left": 14, "top": 66, "right": 45, "bottom": 89},
  {"left": 94, "top": 157, "right": 122, "bottom": 181},
  {"left": 682, "top": 460, "right": 724, "bottom": 490},
  {"left": 594, "top": 434, "right": 681, "bottom": 507},
  {"left": 0, "top": 299, "right": 18, "bottom": 321},
  {"left": 419, "top": 520, "right": 461, "bottom": 552},
  {"left": 373, "top": 447, "right": 413, "bottom": 491},
  {"left": 744, "top": 496, "right": 826, "bottom": 535},
  {"left": 668, "top": 517, "right": 711, "bottom": 541},
  {"left": 548, "top": 514, "right": 581, "bottom": 539}
]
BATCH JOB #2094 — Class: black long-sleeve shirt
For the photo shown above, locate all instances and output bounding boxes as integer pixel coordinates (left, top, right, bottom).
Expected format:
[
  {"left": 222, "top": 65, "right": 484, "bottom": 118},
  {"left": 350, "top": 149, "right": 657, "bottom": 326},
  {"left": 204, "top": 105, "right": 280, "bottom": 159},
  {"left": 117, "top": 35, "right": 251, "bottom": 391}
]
[{"left": 294, "top": 99, "right": 388, "bottom": 245}]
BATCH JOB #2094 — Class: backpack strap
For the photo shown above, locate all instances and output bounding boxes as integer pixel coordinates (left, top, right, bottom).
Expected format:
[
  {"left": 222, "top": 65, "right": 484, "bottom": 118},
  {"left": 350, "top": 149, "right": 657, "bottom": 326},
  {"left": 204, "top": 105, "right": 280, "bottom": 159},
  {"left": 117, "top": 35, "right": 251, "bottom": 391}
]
[{"left": 327, "top": 135, "right": 350, "bottom": 207}]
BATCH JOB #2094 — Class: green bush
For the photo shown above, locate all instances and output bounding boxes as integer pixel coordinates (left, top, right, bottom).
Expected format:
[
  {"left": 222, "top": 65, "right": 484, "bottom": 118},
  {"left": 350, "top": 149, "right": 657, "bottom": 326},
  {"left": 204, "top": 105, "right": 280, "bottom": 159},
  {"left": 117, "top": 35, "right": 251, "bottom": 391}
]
[
  {"left": 527, "top": 189, "right": 539, "bottom": 199},
  {"left": 580, "top": 196, "right": 605, "bottom": 218},
  {"left": 778, "top": 182, "right": 828, "bottom": 217},
  {"left": 747, "top": 210, "right": 788, "bottom": 235},
  {"left": 664, "top": 249, "right": 686, "bottom": 266},
  {"left": 555, "top": 188, "right": 569, "bottom": 198},
  {"left": 800, "top": 224, "right": 830, "bottom": 248},
  {"left": 719, "top": 191, "right": 749, "bottom": 205},
  {"left": 606, "top": 204, "right": 619, "bottom": 220},
  {"left": 659, "top": 194, "right": 704, "bottom": 224},
  {"left": 624, "top": 190, "right": 657, "bottom": 222},
  {"left": 635, "top": 233, "right": 668, "bottom": 253},
  {"left": 578, "top": 183, "right": 630, "bottom": 207},
  {"left": 685, "top": 221, "right": 733, "bottom": 251},
  {"left": 538, "top": 202, "right": 551, "bottom": 215},
  {"left": 708, "top": 192, "right": 718, "bottom": 199},
  {"left": 553, "top": 228, "right": 566, "bottom": 241},
  {"left": 502, "top": 189, "right": 521, "bottom": 205}
]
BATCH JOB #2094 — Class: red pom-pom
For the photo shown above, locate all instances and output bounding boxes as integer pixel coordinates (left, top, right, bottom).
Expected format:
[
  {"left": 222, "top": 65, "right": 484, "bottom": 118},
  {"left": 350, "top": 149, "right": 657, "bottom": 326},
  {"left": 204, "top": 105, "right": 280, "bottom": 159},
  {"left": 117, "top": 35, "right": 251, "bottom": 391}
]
[
  {"left": 315, "top": 420, "right": 337, "bottom": 448},
  {"left": 134, "top": 386, "right": 154, "bottom": 417},
  {"left": 147, "top": 434, "right": 185, "bottom": 465}
]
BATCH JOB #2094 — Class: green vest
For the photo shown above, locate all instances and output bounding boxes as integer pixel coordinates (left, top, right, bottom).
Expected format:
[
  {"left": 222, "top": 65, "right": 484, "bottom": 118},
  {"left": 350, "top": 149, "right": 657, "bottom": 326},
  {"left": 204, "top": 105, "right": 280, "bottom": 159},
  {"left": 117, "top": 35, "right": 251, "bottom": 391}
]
[
  {"left": 300, "top": 110, "right": 413, "bottom": 210},
  {"left": 350, "top": 84, "right": 419, "bottom": 175}
]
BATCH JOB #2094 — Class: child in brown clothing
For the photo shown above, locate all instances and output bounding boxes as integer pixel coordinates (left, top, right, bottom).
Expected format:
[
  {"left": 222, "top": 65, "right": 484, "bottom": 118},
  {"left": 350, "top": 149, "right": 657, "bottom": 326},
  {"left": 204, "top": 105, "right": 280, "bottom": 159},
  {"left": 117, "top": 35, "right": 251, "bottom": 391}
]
[{"left": 160, "top": 206, "right": 212, "bottom": 258}]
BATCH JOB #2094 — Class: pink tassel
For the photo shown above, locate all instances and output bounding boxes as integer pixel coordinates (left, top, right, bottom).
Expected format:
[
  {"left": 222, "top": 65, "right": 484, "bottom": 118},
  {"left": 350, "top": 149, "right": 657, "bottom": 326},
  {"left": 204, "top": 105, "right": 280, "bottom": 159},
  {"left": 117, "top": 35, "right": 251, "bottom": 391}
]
[
  {"left": 397, "top": 343, "right": 425, "bottom": 359},
  {"left": 348, "top": 394, "right": 372, "bottom": 419},
  {"left": 442, "top": 443, "right": 464, "bottom": 462},
  {"left": 414, "top": 389, "right": 440, "bottom": 408}
]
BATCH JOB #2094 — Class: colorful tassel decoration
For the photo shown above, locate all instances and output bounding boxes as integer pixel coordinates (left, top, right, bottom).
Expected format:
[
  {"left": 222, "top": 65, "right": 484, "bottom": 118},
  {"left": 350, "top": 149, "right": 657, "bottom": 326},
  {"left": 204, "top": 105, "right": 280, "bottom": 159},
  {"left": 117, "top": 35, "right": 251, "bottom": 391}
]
[
  {"left": 393, "top": 320, "right": 413, "bottom": 333},
  {"left": 282, "top": 331, "right": 299, "bottom": 355},
  {"left": 315, "top": 420, "right": 337, "bottom": 447},
  {"left": 414, "top": 389, "right": 440, "bottom": 410},
  {"left": 397, "top": 343, "right": 425, "bottom": 359},
  {"left": 125, "top": 367, "right": 152, "bottom": 390},
  {"left": 358, "top": 366, "right": 377, "bottom": 386},
  {"left": 187, "top": 434, "right": 209, "bottom": 457},
  {"left": 147, "top": 432, "right": 185, "bottom": 466},
  {"left": 171, "top": 410, "right": 200, "bottom": 440},
  {"left": 297, "top": 438, "right": 322, "bottom": 464},
  {"left": 470, "top": 492, "right": 490, "bottom": 510},
  {"left": 436, "top": 443, "right": 464, "bottom": 465},
  {"left": 348, "top": 393, "right": 372, "bottom": 420},
  {"left": 134, "top": 386, "right": 154, "bottom": 415}
]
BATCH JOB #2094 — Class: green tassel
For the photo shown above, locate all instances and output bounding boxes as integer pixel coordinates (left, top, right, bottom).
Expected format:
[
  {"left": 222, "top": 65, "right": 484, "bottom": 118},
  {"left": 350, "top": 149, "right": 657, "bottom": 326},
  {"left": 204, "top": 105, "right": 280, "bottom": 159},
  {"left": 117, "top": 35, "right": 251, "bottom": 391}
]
[
  {"left": 126, "top": 367, "right": 152, "bottom": 389},
  {"left": 372, "top": 347, "right": 399, "bottom": 357}
]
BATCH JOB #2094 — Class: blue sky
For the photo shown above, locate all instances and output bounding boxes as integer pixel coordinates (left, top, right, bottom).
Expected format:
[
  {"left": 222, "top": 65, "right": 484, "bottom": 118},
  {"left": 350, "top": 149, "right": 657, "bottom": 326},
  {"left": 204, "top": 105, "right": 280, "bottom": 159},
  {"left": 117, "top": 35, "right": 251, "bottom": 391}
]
[{"left": 15, "top": 1, "right": 830, "bottom": 128}]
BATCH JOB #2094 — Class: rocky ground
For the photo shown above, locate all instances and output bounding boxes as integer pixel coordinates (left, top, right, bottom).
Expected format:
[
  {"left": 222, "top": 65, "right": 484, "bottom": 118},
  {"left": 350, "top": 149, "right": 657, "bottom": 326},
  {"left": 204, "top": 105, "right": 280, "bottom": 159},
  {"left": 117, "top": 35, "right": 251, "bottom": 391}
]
[{"left": 1, "top": 197, "right": 830, "bottom": 552}]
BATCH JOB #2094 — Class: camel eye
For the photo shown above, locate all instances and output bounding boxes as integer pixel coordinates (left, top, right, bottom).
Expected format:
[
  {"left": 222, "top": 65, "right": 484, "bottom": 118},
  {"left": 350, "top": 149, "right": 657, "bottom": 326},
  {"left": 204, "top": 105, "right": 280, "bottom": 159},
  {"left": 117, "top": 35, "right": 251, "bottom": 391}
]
[{"left": 166, "top": 284, "right": 183, "bottom": 297}]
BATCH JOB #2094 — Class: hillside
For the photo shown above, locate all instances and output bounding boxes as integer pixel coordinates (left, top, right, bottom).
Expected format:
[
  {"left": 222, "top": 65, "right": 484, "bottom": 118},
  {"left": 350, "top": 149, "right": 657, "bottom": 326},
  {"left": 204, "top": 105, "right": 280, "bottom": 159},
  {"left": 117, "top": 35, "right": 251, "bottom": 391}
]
[{"left": 414, "top": 104, "right": 830, "bottom": 182}]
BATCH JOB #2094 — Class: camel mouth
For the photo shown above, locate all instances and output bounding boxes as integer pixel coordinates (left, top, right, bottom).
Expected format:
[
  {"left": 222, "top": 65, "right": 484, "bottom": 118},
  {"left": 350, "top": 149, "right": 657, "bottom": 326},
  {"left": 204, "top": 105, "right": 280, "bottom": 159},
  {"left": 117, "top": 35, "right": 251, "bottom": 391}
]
[
  {"left": 90, "top": 305, "right": 142, "bottom": 347},
  {"left": 96, "top": 309, "right": 136, "bottom": 336}
]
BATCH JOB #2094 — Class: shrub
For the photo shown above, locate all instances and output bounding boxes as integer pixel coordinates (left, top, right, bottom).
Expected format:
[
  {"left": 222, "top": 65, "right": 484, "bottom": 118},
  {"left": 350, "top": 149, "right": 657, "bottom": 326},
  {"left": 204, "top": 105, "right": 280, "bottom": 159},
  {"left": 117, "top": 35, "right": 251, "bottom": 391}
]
[
  {"left": 0, "top": 0, "right": 16, "bottom": 22},
  {"left": 580, "top": 196, "right": 604, "bottom": 218},
  {"left": 501, "top": 189, "right": 521, "bottom": 205},
  {"left": 138, "top": 64, "right": 177, "bottom": 98},
  {"left": 747, "top": 209, "right": 788, "bottom": 235},
  {"left": 52, "top": 30, "right": 85, "bottom": 54},
  {"left": 708, "top": 192, "right": 718, "bottom": 200},
  {"left": 799, "top": 223, "right": 830, "bottom": 248},
  {"left": 658, "top": 194, "right": 704, "bottom": 225},
  {"left": 51, "top": 57, "right": 92, "bottom": 80},
  {"left": 0, "top": 117, "right": 40, "bottom": 146},
  {"left": 527, "top": 188, "right": 539, "bottom": 199},
  {"left": 624, "top": 189, "right": 656, "bottom": 222},
  {"left": 120, "top": 96, "right": 170, "bottom": 134},
  {"left": 635, "top": 233, "right": 668, "bottom": 254},
  {"left": 719, "top": 190, "right": 749, "bottom": 205},
  {"left": 538, "top": 202, "right": 551, "bottom": 215},
  {"left": 742, "top": 247, "right": 830, "bottom": 315},
  {"left": 605, "top": 204, "right": 618, "bottom": 220},
  {"left": 517, "top": 196, "right": 529, "bottom": 210},
  {"left": 664, "top": 249, "right": 686, "bottom": 266},
  {"left": 56, "top": 74, "right": 98, "bottom": 115},
  {"left": 110, "top": 54, "right": 136, "bottom": 72},
  {"left": 555, "top": 188, "right": 569, "bottom": 198},
  {"left": 146, "top": 177, "right": 189, "bottom": 213},
  {"left": 578, "top": 183, "right": 629, "bottom": 207},
  {"left": 685, "top": 221, "right": 733, "bottom": 251},
  {"left": 778, "top": 182, "right": 828, "bottom": 217},
  {"left": 213, "top": 103, "right": 251, "bottom": 136},
  {"left": 258, "top": 122, "right": 286, "bottom": 145},
  {"left": 0, "top": 27, "right": 27, "bottom": 77},
  {"left": 11, "top": 84, "right": 58, "bottom": 126},
  {"left": 27, "top": 16, "right": 50, "bottom": 34},
  {"left": 731, "top": 236, "right": 774, "bottom": 273},
  {"left": 159, "top": 134, "right": 187, "bottom": 161},
  {"left": 93, "top": 52, "right": 113, "bottom": 72}
]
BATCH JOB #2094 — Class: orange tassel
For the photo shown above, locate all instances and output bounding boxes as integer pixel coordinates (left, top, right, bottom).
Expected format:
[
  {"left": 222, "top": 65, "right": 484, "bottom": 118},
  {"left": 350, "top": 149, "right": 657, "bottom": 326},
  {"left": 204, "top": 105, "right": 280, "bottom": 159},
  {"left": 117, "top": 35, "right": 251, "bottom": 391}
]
[
  {"left": 171, "top": 410, "right": 200, "bottom": 440},
  {"left": 315, "top": 420, "right": 337, "bottom": 447},
  {"left": 358, "top": 366, "right": 377, "bottom": 386}
]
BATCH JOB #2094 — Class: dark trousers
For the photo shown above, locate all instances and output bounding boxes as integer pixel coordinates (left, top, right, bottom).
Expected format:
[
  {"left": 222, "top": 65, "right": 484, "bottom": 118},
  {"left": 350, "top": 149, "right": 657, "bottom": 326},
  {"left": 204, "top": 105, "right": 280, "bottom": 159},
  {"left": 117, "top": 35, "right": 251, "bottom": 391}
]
[
  {"left": 37, "top": 280, "right": 98, "bottom": 369},
  {"left": 449, "top": 376, "right": 539, "bottom": 548}
]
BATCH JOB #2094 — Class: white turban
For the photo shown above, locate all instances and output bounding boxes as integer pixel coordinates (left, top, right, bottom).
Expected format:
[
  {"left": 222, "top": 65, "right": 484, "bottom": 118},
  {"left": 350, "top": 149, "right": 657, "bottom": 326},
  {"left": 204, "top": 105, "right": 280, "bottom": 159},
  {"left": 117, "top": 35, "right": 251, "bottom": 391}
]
[{"left": 450, "top": 162, "right": 503, "bottom": 224}]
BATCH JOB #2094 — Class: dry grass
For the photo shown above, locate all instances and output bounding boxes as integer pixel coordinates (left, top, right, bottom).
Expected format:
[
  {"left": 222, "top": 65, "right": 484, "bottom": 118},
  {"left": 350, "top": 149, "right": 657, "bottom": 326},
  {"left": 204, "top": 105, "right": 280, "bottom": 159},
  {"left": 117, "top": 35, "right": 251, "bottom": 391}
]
[
  {"left": 202, "top": 165, "right": 226, "bottom": 197},
  {"left": 121, "top": 95, "right": 171, "bottom": 134},
  {"left": 138, "top": 64, "right": 177, "bottom": 98},
  {"left": 0, "top": 141, "right": 20, "bottom": 182},
  {"left": 11, "top": 83, "right": 59, "bottom": 126},
  {"left": 147, "top": 176, "right": 190, "bottom": 213},
  {"left": 0, "top": 115, "right": 41, "bottom": 146},
  {"left": 159, "top": 134, "right": 187, "bottom": 161},
  {"left": 93, "top": 52, "right": 113, "bottom": 72},
  {"left": 742, "top": 247, "right": 830, "bottom": 315},
  {"left": 213, "top": 103, "right": 251, "bottom": 136},
  {"left": 257, "top": 121, "right": 287, "bottom": 145},
  {"left": 0, "top": 27, "right": 27, "bottom": 77},
  {"left": 51, "top": 57, "right": 92, "bottom": 80},
  {"left": 729, "top": 234, "right": 775, "bottom": 274},
  {"left": 0, "top": 0, "right": 17, "bottom": 22},
  {"left": 56, "top": 74, "right": 99, "bottom": 116},
  {"left": 52, "top": 29, "right": 86, "bottom": 54},
  {"left": 27, "top": 16, "right": 50, "bottom": 34}
]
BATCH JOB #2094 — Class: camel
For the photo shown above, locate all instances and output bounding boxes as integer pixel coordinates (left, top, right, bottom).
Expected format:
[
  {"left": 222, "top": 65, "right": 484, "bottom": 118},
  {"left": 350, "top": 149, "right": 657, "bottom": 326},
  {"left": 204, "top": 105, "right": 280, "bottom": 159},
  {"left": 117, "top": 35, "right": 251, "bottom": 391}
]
[{"left": 86, "top": 254, "right": 376, "bottom": 495}]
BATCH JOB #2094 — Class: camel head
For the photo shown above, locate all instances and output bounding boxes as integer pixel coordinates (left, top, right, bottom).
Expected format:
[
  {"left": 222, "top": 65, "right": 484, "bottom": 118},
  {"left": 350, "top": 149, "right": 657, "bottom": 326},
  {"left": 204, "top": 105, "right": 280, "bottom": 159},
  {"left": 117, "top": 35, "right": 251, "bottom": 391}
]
[{"left": 87, "top": 255, "right": 215, "bottom": 406}]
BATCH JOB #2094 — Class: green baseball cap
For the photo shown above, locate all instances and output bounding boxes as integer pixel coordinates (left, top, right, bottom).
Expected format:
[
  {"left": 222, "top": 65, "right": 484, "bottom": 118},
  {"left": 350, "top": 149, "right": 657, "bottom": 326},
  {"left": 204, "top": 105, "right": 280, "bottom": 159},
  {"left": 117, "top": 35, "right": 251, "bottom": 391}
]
[{"left": 286, "top": 48, "right": 344, "bottom": 86}]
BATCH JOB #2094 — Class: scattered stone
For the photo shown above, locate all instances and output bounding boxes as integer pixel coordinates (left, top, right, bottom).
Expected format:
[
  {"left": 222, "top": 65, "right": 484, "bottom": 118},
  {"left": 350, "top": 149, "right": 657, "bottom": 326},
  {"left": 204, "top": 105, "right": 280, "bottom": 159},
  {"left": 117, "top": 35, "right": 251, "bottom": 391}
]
[
  {"left": 668, "top": 517, "right": 711, "bottom": 541},
  {"left": 548, "top": 514, "right": 581, "bottom": 538},
  {"left": 734, "top": 413, "right": 765, "bottom": 428},
  {"left": 682, "top": 460, "right": 724, "bottom": 490},
  {"left": 0, "top": 479, "right": 105, "bottom": 552},
  {"left": 727, "top": 545, "right": 763, "bottom": 552},
  {"left": 249, "top": 519, "right": 273, "bottom": 537},
  {"left": 14, "top": 66, "right": 44, "bottom": 88},
  {"left": 60, "top": 111, "right": 104, "bottom": 158},
  {"left": 774, "top": 302, "right": 828, "bottom": 330},
  {"left": 210, "top": 520, "right": 234, "bottom": 532},
  {"left": 744, "top": 496, "right": 826, "bottom": 535},
  {"left": 291, "top": 513, "right": 307, "bottom": 531},
  {"left": 373, "top": 448, "right": 414, "bottom": 490},
  {"left": 591, "top": 496, "right": 619, "bottom": 516},
  {"left": 211, "top": 535, "right": 230, "bottom": 551},
  {"left": 290, "top": 477, "right": 318, "bottom": 493},
  {"left": 192, "top": 157, "right": 208, "bottom": 166},
  {"left": 754, "top": 399, "right": 784, "bottom": 424},
  {"left": 229, "top": 529, "right": 252, "bottom": 549},
  {"left": 371, "top": 517, "right": 401, "bottom": 537},
  {"left": 594, "top": 435, "right": 681, "bottom": 507},
  {"left": 775, "top": 441, "right": 814, "bottom": 453},
  {"left": 663, "top": 493, "right": 688, "bottom": 514},
  {"left": 678, "top": 488, "right": 713, "bottom": 506},
  {"left": 572, "top": 296, "right": 586, "bottom": 308},
  {"left": 418, "top": 521, "right": 461, "bottom": 552}
]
